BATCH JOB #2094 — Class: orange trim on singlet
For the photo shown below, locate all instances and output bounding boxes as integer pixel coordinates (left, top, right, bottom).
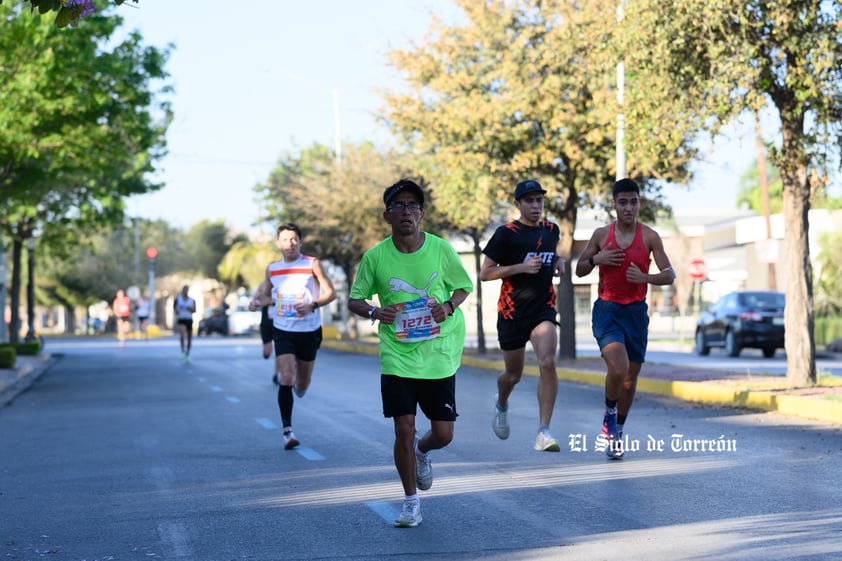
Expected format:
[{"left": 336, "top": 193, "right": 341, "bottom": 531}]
[{"left": 270, "top": 268, "right": 311, "bottom": 276}]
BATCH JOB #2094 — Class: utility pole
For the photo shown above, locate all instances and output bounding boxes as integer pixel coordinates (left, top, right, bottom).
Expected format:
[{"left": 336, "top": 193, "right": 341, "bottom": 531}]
[
  {"left": 333, "top": 88, "right": 342, "bottom": 166},
  {"left": 615, "top": 0, "right": 626, "bottom": 181},
  {"left": 755, "top": 114, "right": 777, "bottom": 290}
]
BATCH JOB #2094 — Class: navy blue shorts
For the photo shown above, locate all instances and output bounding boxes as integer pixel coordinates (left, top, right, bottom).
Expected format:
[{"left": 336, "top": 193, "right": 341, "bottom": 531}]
[
  {"left": 381, "top": 374, "right": 458, "bottom": 421},
  {"left": 591, "top": 299, "right": 649, "bottom": 364},
  {"left": 273, "top": 327, "right": 322, "bottom": 361}
]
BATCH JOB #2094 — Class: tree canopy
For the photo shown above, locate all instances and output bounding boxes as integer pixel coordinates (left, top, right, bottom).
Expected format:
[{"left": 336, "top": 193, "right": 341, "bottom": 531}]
[
  {"left": 254, "top": 142, "right": 417, "bottom": 286},
  {"left": 0, "top": 3, "right": 171, "bottom": 241},
  {"left": 0, "top": 0, "right": 138, "bottom": 27},
  {"left": 622, "top": 0, "right": 842, "bottom": 386},
  {"left": 0, "top": 2, "right": 171, "bottom": 341},
  {"left": 380, "top": 0, "right": 693, "bottom": 356}
]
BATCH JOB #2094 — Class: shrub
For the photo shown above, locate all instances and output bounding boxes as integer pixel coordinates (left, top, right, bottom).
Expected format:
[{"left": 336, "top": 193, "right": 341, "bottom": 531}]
[
  {"left": 14, "top": 340, "right": 42, "bottom": 356},
  {"left": 0, "top": 345, "right": 16, "bottom": 369}
]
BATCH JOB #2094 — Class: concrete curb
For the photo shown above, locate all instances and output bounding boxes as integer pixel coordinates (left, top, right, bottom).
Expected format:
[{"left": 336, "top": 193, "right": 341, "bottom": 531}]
[
  {"left": 0, "top": 353, "right": 54, "bottom": 408},
  {"left": 323, "top": 340, "right": 842, "bottom": 426}
]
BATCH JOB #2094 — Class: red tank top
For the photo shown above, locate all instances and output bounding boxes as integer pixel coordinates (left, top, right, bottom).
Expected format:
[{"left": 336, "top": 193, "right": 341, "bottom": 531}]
[{"left": 597, "top": 222, "right": 650, "bottom": 304}]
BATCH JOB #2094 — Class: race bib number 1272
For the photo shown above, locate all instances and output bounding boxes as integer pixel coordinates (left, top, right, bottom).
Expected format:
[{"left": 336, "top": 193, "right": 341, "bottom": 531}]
[{"left": 394, "top": 298, "right": 440, "bottom": 343}]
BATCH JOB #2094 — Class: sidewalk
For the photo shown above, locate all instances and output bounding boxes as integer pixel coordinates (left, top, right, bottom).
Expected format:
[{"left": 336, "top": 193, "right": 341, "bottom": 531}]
[
  {"left": 0, "top": 353, "right": 55, "bottom": 408},
  {"left": 1, "top": 341, "right": 840, "bottom": 425}
]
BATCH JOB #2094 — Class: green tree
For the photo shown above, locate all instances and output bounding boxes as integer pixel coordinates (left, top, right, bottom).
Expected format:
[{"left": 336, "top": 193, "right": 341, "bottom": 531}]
[
  {"left": 380, "top": 0, "right": 690, "bottom": 357},
  {"left": 814, "top": 231, "right": 842, "bottom": 318},
  {"left": 0, "top": 4, "right": 171, "bottom": 341},
  {"left": 217, "top": 238, "right": 277, "bottom": 294},
  {"left": 0, "top": 0, "right": 138, "bottom": 28},
  {"left": 737, "top": 160, "right": 784, "bottom": 214},
  {"left": 624, "top": 0, "right": 842, "bottom": 386},
  {"left": 737, "top": 157, "right": 842, "bottom": 213},
  {"left": 183, "top": 220, "right": 248, "bottom": 280},
  {"left": 38, "top": 218, "right": 188, "bottom": 332},
  {"left": 254, "top": 142, "right": 415, "bottom": 331}
]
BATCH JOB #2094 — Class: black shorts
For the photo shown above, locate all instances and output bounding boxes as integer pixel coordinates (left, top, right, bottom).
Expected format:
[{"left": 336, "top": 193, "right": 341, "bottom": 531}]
[
  {"left": 273, "top": 327, "right": 322, "bottom": 361},
  {"left": 260, "top": 306, "right": 273, "bottom": 344},
  {"left": 497, "top": 309, "right": 558, "bottom": 351},
  {"left": 177, "top": 319, "right": 193, "bottom": 330},
  {"left": 118, "top": 315, "right": 130, "bottom": 322},
  {"left": 381, "top": 374, "right": 458, "bottom": 421}
]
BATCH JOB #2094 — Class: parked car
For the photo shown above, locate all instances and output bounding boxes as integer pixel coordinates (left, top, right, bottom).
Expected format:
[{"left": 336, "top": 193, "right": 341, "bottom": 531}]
[
  {"left": 197, "top": 307, "right": 229, "bottom": 336},
  {"left": 695, "top": 290, "right": 785, "bottom": 358}
]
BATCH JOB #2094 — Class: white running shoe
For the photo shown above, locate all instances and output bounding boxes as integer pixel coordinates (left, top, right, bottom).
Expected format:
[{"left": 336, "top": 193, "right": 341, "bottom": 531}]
[
  {"left": 414, "top": 435, "right": 433, "bottom": 491},
  {"left": 394, "top": 498, "right": 422, "bottom": 528},
  {"left": 283, "top": 429, "right": 300, "bottom": 450},
  {"left": 492, "top": 395, "right": 510, "bottom": 440},
  {"left": 534, "top": 429, "right": 560, "bottom": 452}
]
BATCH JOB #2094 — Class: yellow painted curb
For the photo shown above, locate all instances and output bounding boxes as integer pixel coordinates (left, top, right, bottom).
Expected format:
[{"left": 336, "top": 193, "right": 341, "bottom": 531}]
[
  {"left": 323, "top": 340, "right": 842, "bottom": 425},
  {"left": 323, "top": 340, "right": 379, "bottom": 356}
]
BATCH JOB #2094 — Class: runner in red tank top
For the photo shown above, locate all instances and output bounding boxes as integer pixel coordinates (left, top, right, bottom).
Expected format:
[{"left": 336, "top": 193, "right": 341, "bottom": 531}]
[
  {"left": 575, "top": 179, "right": 676, "bottom": 459},
  {"left": 112, "top": 289, "right": 132, "bottom": 343}
]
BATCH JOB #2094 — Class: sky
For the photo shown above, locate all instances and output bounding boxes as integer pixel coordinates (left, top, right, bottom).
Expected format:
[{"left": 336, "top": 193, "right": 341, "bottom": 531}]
[{"left": 118, "top": 1, "right": 764, "bottom": 234}]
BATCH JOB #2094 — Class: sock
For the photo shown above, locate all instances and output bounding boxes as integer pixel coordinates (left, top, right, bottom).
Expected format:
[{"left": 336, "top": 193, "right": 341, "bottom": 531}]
[
  {"left": 278, "top": 385, "right": 293, "bottom": 427},
  {"left": 618, "top": 414, "right": 628, "bottom": 425},
  {"left": 538, "top": 424, "right": 550, "bottom": 433},
  {"left": 405, "top": 493, "right": 419, "bottom": 502}
]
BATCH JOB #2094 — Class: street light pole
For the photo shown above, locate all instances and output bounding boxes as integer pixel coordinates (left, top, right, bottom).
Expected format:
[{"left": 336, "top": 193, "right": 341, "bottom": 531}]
[
  {"left": 333, "top": 88, "right": 342, "bottom": 166},
  {"left": 146, "top": 247, "right": 158, "bottom": 326}
]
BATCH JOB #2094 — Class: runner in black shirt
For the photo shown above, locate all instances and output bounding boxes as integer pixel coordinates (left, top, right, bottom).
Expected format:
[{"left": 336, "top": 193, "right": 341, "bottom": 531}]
[{"left": 480, "top": 179, "right": 566, "bottom": 452}]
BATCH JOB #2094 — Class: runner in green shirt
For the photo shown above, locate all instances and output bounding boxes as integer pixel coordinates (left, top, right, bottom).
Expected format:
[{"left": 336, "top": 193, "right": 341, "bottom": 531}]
[{"left": 349, "top": 178, "right": 473, "bottom": 528}]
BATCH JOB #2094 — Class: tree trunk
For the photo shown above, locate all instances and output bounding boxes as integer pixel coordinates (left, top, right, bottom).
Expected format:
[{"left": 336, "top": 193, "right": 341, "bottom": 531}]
[
  {"left": 9, "top": 239, "right": 22, "bottom": 344},
  {"left": 780, "top": 122, "right": 816, "bottom": 387},
  {"left": 64, "top": 304, "right": 76, "bottom": 334},
  {"left": 471, "top": 231, "right": 487, "bottom": 354},
  {"left": 557, "top": 217, "right": 577, "bottom": 359},
  {"left": 340, "top": 262, "right": 362, "bottom": 341}
]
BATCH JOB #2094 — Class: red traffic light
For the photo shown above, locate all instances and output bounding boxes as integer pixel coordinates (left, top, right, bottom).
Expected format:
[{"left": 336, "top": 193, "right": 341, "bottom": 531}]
[{"left": 146, "top": 247, "right": 158, "bottom": 259}]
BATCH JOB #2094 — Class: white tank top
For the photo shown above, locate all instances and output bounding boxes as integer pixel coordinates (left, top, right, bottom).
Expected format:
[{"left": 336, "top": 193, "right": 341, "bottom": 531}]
[
  {"left": 268, "top": 255, "right": 321, "bottom": 332},
  {"left": 174, "top": 295, "right": 195, "bottom": 321}
]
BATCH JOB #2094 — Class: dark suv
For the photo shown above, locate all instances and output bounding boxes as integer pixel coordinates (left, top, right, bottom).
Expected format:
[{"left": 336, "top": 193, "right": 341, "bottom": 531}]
[{"left": 695, "top": 290, "right": 785, "bottom": 358}]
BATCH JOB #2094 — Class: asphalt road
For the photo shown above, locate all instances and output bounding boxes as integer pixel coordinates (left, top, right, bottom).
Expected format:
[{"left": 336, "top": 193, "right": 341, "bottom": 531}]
[{"left": 1, "top": 337, "right": 840, "bottom": 561}]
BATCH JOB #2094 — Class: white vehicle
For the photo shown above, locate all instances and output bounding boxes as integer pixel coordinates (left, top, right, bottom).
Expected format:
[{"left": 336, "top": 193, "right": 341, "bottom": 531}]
[{"left": 227, "top": 304, "right": 261, "bottom": 336}]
